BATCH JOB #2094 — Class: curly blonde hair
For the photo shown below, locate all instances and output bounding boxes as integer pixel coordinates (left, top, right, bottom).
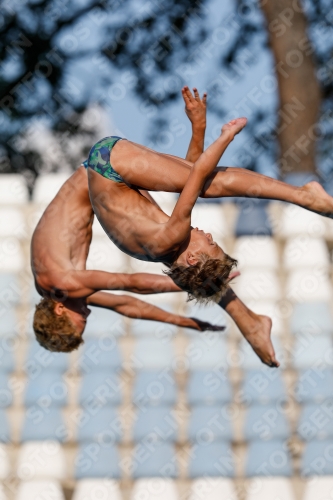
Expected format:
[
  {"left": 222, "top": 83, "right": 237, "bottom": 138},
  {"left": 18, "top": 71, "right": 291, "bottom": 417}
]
[
  {"left": 33, "top": 298, "right": 83, "bottom": 352},
  {"left": 165, "top": 253, "right": 238, "bottom": 303}
]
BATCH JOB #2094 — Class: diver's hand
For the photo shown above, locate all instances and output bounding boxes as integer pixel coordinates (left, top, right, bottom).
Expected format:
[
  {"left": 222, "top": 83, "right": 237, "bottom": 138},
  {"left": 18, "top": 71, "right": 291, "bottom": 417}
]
[
  {"left": 182, "top": 86, "right": 207, "bottom": 130},
  {"left": 186, "top": 317, "right": 226, "bottom": 332}
]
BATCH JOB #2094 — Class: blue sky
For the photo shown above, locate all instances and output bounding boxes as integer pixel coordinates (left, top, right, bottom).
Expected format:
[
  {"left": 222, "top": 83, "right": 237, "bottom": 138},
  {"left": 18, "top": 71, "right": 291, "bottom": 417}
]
[
  {"left": 107, "top": 0, "right": 278, "bottom": 172},
  {"left": 60, "top": 0, "right": 278, "bottom": 175},
  {"left": 0, "top": 0, "right": 281, "bottom": 177}
]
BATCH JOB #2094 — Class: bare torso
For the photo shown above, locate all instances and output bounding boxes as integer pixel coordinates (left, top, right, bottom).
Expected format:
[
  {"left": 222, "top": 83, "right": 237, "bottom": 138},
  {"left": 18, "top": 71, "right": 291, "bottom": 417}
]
[
  {"left": 31, "top": 167, "right": 94, "bottom": 295},
  {"left": 88, "top": 140, "right": 193, "bottom": 263}
]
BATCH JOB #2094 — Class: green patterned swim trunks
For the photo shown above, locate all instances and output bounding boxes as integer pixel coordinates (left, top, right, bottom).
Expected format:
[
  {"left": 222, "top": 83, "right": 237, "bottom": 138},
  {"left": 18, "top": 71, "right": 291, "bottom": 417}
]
[{"left": 87, "top": 136, "right": 125, "bottom": 182}]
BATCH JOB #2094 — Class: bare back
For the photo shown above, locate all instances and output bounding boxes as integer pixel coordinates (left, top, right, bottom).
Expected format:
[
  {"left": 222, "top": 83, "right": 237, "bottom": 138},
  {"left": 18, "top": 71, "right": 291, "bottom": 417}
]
[{"left": 31, "top": 167, "right": 94, "bottom": 293}]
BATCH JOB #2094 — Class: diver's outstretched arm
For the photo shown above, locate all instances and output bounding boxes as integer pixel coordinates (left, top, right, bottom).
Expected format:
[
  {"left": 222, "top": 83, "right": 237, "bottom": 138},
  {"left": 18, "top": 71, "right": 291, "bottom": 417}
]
[
  {"left": 51, "top": 270, "right": 182, "bottom": 298},
  {"left": 87, "top": 291, "right": 224, "bottom": 331}
]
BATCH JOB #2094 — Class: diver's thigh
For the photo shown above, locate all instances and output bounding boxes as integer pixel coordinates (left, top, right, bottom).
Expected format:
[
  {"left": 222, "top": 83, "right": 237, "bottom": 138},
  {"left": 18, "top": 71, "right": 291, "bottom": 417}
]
[{"left": 111, "top": 140, "right": 192, "bottom": 192}]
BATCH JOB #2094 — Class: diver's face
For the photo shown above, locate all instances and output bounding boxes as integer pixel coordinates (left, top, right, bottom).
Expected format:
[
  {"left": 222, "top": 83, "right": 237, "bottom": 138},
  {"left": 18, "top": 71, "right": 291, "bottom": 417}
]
[
  {"left": 55, "top": 299, "right": 91, "bottom": 335},
  {"left": 65, "top": 306, "right": 91, "bottom": 335},
  {"left": 189, "top": 227, "right": 225, "bottom": 261}
]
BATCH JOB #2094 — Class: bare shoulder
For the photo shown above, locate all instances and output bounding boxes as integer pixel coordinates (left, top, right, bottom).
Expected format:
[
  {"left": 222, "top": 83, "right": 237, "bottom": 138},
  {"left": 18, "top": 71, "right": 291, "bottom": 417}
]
[
  {"left": 33, "top": 271, "right": 54, "bottom": 296},
  {"left": 36, "top": 270, "right": 88, "bottom": 299}
]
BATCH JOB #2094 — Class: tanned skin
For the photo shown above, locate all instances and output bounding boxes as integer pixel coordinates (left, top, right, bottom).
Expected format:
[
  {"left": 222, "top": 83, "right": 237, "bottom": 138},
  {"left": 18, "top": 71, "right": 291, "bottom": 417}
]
[
  {"left": 86, "top": 87, "right": 300, "bottom": 367},
  {"left": 31, "top": 163, "right": 277, "bottom": 365},
  {"left": 88, "top": 92, "right": 333, "bottom": 269},
  {"left": 31, "top": 166, "right": 223, "bottom": 339},
  {"left": 86, "top": 88, "right": 333, "bottom": 366}
]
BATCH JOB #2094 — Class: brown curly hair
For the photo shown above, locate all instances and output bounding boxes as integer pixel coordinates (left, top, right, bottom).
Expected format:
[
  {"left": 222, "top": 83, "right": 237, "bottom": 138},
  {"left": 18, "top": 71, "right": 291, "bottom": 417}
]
[
  {"left": 33, "top": 298, "right": 84, "bottom": 352},
  {"left": 165, "top": 253, "right": 238, "bottom": 303}
]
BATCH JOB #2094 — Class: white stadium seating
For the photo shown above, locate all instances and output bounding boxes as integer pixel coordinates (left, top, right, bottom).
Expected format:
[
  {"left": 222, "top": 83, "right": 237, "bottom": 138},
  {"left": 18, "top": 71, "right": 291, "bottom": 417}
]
[
  {"left": 32, "top": 173, "right": 71, "bottom": 204},
  {"left": 0, "top": 445, "right": 10, "bottom": 480},
  {"left": 148, "top": 192, "right": 178, "bottom": 215},
  {"left": 286, "top": 270, "right": 333, "bottom": 302},
  {"left": 0, "top": 485, "right": 6, "bottom": 500},
  {"left": 233, "top": 236, "right": 279, "bottom": 270},
  {"left": 278, "top": 204, "right": 326, "bottom": 238},
  {"left": 191, "top": 204, "right": 229, "bottom": 243},
  {"left": 73, "top": 479, "right": 122, "bottom": 500},
  {"left": 0, "top": 237, "right": 24, "bottom": 272},
  {"left": 303, "top": 477, "right": 333, "bottom": 500},
  {"left": 0, "top": 208, "right": 26, "bottom": 239},
  {"left": 16, "top": 441, "right": 67, "bottom": 481},
  {"left": 245, "top": 477, "right": 295, "bottom": 500},
  {"left": 16, "top": 480, "right": 65, "bottom": 500},
  {"left": 283, "top": 236, "right": 330, "bottom": 271},
  {"left": 86, "top": 237, "right": 127, "bottom": 272},
  {"left": 232, "top": 269, "right": 282, "bottom": 302},
  {"left": 189, "top": 478, "right": 237, "bottom": 500},
  {"left": 131, "top": 478, "right": 178, "bottom": 500},
  {"left": 2, "top": 169, "right": 333, "bottom": 499},
  {"left": 0, "top": 174, "right": 29, "bottom": 205}
]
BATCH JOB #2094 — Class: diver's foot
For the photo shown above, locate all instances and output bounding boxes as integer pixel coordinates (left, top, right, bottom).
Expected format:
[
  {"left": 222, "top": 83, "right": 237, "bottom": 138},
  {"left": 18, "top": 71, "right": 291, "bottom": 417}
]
[
  {"left": 221, "top": 117, "right": 247, "bottom": 140},
  {"left": 244, "top": 315, "right": 280, "bottom": 368},
  {"left": 297, "top": 181, "right": 333, "bottom": 218}
]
